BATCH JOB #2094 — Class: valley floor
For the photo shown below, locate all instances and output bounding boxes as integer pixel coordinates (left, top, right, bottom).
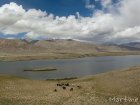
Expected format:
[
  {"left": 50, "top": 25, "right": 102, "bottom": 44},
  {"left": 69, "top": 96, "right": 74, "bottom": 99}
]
[
  {"left": 0, "top": 51, "right": 140, "bottom": 61},
  {"left": 0, "top": 66, "right": 140, "bottom": 105}
]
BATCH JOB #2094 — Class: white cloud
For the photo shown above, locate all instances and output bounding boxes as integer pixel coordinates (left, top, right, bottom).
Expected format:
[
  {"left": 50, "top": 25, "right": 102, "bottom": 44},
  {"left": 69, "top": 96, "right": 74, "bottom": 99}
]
[
  {"left": 85, "top": 0, "right": 95, "bottom": 10},
  {"left": 101, "top": 0, "right": 112, "bottom": 8},
  {"left": 115, "top": 26, "right": 140, "bottom": 38},
  {"left": 0, "top": 1, "right": 140, "bottom": 43}
]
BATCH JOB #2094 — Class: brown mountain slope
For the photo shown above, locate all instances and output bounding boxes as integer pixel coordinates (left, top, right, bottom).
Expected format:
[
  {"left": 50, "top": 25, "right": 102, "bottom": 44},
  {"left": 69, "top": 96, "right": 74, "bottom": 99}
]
[
  {"left": 0, "top": 38, "right": 27, "bottom": 48},
  {"left": 34, "top": 39, "right": 130, "bottom": 53},
  {"left": 0, "top": 38, "right": 44, "bottom": 53},
  {"left": 0, "top": 38, "right": 139, "bottom": 61}
]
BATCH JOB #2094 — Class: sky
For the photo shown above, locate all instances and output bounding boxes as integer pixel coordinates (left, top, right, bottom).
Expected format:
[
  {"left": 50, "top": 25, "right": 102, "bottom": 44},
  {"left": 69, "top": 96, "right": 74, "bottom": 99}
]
[{"left": 0, "top": 0, "right": 140, "bottom": 43}]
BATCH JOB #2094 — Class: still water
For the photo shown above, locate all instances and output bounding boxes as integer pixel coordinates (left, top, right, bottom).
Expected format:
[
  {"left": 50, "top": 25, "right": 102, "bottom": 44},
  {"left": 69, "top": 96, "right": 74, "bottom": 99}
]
[{"left": 0, "top": 55, "right": 140, "bottom": 80}]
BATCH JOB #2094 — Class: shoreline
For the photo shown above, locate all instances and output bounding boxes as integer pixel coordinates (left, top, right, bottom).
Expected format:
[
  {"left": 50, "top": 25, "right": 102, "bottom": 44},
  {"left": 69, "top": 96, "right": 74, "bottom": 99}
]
[
  {"left": 0, "top": 51, "right": 140, "bottom": 61},
  {"left": 0, "top": 66, "right": 140, "bottom": 105},
  {"left": 0, "top": 65, "right": 139, "bottom": 81}
]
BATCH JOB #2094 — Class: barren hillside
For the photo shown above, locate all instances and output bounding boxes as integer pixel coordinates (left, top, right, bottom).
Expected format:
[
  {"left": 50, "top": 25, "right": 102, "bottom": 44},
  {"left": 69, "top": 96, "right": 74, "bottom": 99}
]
[{"left": 0, "top": 38, "right": 139, "bottom": 61}]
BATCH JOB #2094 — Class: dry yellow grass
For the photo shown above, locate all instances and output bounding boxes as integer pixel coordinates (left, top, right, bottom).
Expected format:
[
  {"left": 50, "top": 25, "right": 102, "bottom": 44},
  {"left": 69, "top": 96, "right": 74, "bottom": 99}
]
[
  {"left": 0, "top": 51, "right": 140, "bottom": 61},
  {"left": 0, "top": 66, "right": 140, "bottom": 105}
]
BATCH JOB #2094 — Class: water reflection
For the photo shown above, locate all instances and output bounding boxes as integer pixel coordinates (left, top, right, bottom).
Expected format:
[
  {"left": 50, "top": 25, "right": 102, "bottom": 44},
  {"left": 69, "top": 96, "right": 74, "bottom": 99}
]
[{"left": 0, "top": 55, "right": 140, "bottom": 80}]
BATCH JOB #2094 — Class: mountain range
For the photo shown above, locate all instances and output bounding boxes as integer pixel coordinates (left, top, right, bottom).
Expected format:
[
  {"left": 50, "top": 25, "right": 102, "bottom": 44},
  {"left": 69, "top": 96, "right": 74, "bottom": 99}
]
[
  {"left": 0, "top": 38, "right": 140, "bottom": 61},
  {"left": 120, "top": 42, "right": 140, "bottom": 49},
  {"left": 0, "top": 38, "right": 132, "bottom": 52}
]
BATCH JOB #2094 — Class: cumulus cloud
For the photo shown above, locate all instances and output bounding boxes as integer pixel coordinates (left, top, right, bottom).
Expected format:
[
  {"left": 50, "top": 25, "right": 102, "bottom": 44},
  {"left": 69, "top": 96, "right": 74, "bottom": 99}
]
[
  {"left": 0, "top": 0, "right": 140, "bottom": 43},
  {"left": 85, "top": 0, "right": 95, "bottom": 10},
  {"left": 101, "top": 0, "right": 112, "bottom": 8}
]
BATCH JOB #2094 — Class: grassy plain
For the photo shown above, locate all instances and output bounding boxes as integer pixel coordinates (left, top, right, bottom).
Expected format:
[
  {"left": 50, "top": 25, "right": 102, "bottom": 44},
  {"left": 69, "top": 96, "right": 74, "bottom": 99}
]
[
  {"left": 0, "top": 51, "right": 140, "bottom": 61},
  {"left": 0, "top": 66, "right": 140, "bottom": 105}
]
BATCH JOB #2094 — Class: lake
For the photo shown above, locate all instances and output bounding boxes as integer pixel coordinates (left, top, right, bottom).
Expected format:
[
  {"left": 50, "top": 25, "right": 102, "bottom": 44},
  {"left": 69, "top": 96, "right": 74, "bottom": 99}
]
[{"left": 0, "top": 55, "right": 140, "bottom": 80}]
